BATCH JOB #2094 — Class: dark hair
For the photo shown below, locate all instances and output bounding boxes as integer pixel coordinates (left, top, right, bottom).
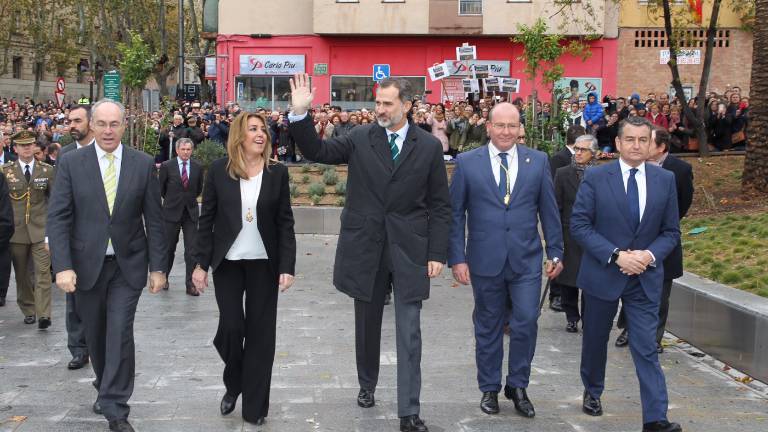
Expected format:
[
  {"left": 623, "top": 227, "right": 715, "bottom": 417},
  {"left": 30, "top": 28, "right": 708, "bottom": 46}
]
[
  {"left": 69, "top": 104, "right": 92, "bottom": 121},
  {"left": 566, "top": 124, "right": 587, "bottom": 145},
  {"left": 652, "top": 127, "right": 671, "bottom": 152},
  {"left": 618, "top": 116, "right": 653, "bottom": 138},
  {"left": 570, "top": 79, "right": 579, "bottom": 90},
  {"left": 377, "top": 78, "right": 414, "bottom": 104}
]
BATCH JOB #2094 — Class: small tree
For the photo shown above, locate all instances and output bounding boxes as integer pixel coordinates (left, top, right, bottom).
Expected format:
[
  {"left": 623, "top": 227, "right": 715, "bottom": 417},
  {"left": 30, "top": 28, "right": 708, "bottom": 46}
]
[
  {"left": 118, "top": 31, "right": 157, "bottom": 112},
  {"left": 513, "top": 18, "right": 591, "bottom": 154}
]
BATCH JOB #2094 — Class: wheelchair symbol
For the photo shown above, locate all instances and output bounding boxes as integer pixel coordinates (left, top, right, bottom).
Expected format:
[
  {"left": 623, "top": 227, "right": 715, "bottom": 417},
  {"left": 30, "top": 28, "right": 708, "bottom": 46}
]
[{"left": 373, "top": 64, "right": 390, "bottom": 81}]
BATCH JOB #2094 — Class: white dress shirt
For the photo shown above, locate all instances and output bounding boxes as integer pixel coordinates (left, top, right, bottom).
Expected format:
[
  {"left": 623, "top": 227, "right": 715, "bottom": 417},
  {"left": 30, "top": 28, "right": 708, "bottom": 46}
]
[
  {"left": 226, "top": 173, "right": 269, "bottom": 260},
  {"left": 618, "top": 158, "right": 647, "bottom": 223},
  {"left": 18, "top": 159, "right": 36, "bottom": 178},
  {"left": 95, "top": 143, "right": 123, "bottom": 255},
  {"left": 177, "top": 157, "right": 191, "bottom": 177},
  {"left": 386, "top": 122, "right": 409, "bottom": 155},
  {"left": 489, "top": 142, "right": 518, "bottom": 195}
]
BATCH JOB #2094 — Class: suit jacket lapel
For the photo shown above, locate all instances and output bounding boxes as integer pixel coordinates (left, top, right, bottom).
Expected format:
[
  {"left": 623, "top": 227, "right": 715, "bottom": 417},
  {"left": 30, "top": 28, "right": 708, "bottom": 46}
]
[
  {"left": 85, "top": 145, "right": 110, "bottom": 217},
  {"left": 392, "top": 124, "right": 416, "bottom": 176},
  {"left": 478, "top": 146, "right": 503, "bottom": 205},
  {"left": 370, "top": 126, "right": 393, "bottom": 173},
  {"left": 112, "top": 147, "right": 135, "bottom": 216},
  {"left": 608, "top": 161, "right": 634, "bottom": 232},
  {"left": 11, "top": 162, "right": 27, "bottom": 186},
  {"left": 508, "top": 145, "right": 528, "bottom": 205}
]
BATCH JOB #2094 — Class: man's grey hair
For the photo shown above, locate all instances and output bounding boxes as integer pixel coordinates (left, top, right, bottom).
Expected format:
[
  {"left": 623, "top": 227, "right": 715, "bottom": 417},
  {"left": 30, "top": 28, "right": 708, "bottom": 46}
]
[
  {"left": 175, "top": 137, "right": 194, "bottom": 149},
  {"left": 575, "top": 134, "right": 599, "bottom": 153},
  {"left": 91, "top": 99, "right": 126, "bottom": 123},
  {"left": 378, "top": 78, "right": 414, "bottom": 105}
]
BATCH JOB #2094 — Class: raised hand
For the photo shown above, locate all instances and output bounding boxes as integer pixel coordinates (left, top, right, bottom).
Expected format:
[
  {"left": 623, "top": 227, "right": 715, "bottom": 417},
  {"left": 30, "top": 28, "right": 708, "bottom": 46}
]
[{"left": 289, "top": 73, "right": 316, "bottom": 116}]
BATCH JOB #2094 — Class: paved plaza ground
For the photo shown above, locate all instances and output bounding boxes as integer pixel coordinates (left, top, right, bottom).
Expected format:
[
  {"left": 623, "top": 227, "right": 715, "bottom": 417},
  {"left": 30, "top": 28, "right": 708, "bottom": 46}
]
[{"left": 1, "top": 235, "right": 767, "bottom": 431}]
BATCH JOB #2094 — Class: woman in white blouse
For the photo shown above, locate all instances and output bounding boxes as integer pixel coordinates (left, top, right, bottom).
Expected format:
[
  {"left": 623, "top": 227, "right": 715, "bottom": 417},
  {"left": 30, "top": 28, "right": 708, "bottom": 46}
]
[{"left": 192, "top": 112, "right": 296, "bottom": 426}]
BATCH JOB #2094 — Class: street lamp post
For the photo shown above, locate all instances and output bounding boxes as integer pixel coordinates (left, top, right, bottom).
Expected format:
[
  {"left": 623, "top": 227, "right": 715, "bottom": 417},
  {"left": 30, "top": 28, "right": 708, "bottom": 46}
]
[{"left": 178, "top": 0, "right": 185, "bottom": 101}]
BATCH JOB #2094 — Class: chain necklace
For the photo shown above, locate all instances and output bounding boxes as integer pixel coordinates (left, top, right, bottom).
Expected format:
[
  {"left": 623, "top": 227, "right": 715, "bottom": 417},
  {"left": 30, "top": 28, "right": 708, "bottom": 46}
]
[
  {"left": 498, "top": 152, "right": 514, "bottom": 205},
  {"left": 242, "top": 175, "right": 259, "bottom": 223}
]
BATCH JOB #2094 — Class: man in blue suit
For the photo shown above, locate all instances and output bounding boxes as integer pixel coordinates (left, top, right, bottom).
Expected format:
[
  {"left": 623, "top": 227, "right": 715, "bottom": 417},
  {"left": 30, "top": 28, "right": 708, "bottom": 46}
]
[
  {"left": 570, "top": 116, "right": 682, "bottom": 432},
  {"left": 449, "top": 103, "right": 563, "bottom": 418}
]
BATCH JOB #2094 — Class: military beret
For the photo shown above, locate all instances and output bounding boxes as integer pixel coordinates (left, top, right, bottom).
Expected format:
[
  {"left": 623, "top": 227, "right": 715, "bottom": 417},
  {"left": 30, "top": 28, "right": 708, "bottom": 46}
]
[{"left": 11, "top": 130, "right": 36, "bottom": 145}]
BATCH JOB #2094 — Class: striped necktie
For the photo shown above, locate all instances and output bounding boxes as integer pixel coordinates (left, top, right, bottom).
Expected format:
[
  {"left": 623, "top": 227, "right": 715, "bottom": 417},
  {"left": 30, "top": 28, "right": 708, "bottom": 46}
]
[
  {"left": 389, "top": 133, "right": 399, "bottom": 160},
  {"left": 104, "top": 153, "right": 117, "bottom": 215}
]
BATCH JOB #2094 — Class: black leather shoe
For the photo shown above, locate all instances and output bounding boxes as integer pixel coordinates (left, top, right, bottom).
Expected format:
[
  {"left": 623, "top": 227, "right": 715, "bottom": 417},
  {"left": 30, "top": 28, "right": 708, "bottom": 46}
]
[
  {"left": 549, "top": 296, "right": 563, "bottom": 312},
  {"left": 504, "top": 385, "right": 535, "bottom": 418},
  {"left": 615, "top": 329, "right": 629, "bottom": 347},
  {"left": 582, "top": 390, "right": 603, "bottom": 416},
  {"left": 38, "top": 317, "right": 51, "bottom": 329},
  {"left": 480, "top": 391, "right": 499, "bottom": 414},
  {"left": 24, "top": 315, "right": 35, "bottom": 324},
  {"left": 162, "top": 282, "right": 169, "bottom": 291},
  {"left": 357, "top": 388, "right": 375, "bottom": 408},
  {"left": 0, "top": 297, "right": 5, "bottom": 306},
  {"left": 400, "top": 415, "right": 428, "bottom": 432},
  {"left": 643, "top": 420, "right": 682, "bottom": 432},
  {"left": 92, "top": 401, "right": 102, "bottom": 415},
  {"left": 108, "top": 419, "right": 135, "bottom": 432},
  {"left": 68, "top": 354, "right": 90, "bottom": 370},
  {"left": 220, "top": 393, "right": 237, "bottom": 415},
  {"left": 566, "top": 321, "right": 578, "bottom": 333},
  {"left": 656, "top": 343, "right": 664, "bottom": 354}
]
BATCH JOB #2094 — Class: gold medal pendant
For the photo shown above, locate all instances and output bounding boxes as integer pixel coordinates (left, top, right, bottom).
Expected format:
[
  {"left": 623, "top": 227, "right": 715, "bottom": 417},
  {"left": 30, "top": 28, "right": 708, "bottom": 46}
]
[
  {"left": 245, "top": 208, "right": 254, "bottom": 223},
  {"left": 504, "top": 194, "right": 510, "bottom": 206}
]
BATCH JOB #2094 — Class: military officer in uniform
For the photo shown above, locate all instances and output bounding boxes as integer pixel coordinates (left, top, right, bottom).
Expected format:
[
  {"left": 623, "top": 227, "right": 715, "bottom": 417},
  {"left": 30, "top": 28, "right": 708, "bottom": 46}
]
[{"left": 3, "top": 130, "right": 55, "bottom": 328}]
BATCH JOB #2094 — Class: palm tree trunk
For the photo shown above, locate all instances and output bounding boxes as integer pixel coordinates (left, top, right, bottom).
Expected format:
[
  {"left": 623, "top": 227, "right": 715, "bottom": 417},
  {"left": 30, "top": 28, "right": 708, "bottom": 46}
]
[{"left": 742, "top": 0, "right": 768, "bottom": 193}]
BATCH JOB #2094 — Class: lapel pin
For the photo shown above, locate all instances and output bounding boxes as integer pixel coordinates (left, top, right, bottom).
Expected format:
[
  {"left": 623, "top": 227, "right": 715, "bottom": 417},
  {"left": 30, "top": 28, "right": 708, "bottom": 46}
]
[{"left": 525, "top": 157, "right": 530, "bottom": 164}]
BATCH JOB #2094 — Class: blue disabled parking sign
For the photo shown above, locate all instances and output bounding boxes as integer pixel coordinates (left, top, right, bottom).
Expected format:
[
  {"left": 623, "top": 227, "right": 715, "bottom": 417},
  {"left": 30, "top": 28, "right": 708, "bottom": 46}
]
[{"left": 373, "top": 64, "right": 390, "bottom": 81}]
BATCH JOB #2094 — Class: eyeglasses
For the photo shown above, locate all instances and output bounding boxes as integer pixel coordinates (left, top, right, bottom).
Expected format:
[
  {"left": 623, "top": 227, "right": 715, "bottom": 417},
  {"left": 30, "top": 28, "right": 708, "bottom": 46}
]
[
  {"left": 491, "top": 123, "right": 520, "bottom": 131},
  {"left": 573, "top": 147, "right": 592, "bottom": 153}
]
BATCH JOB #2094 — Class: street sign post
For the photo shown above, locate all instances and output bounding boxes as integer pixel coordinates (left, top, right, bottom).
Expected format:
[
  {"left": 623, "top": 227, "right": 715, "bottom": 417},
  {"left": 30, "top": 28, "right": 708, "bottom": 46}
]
[
  {"left": 372, "top": 64, "right": 390, "bottom": 82},
  {"left": 103, "top": 71, "right": 122, "bottom": 101},
  {"left": 54, "top": 77, "right": 66, "bottom": 108}
]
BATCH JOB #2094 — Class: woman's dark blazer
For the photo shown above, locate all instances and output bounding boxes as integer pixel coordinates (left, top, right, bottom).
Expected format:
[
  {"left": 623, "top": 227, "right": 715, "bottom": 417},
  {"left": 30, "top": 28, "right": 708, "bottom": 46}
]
[
  {"left": 553, "top": 164, "right": 584, "bottom": 287},
  {"left": 194, "top": 157, "right": 296, "bottom": 279}
]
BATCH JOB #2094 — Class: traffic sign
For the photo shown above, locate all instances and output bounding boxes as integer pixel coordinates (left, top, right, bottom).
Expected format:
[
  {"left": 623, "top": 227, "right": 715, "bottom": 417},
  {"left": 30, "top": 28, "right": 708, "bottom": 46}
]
[
  {"left": 54, "top": 92, "right": 65, "bottom": 108},
  {"left": 103, "top": 71, "right": 122, "bottom": 102},
  {"left": 373, "top": 64, "right": 390, "bottom": 82},
  {"left": 55, "top": 77, "right": 66, "bottom": 93}
]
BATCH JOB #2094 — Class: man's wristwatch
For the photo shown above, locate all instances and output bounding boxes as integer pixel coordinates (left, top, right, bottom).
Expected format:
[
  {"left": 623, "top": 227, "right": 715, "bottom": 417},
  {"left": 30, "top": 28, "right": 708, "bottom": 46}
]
[{"left": 609, "top": 248, "right": 620, "bottom": 265}]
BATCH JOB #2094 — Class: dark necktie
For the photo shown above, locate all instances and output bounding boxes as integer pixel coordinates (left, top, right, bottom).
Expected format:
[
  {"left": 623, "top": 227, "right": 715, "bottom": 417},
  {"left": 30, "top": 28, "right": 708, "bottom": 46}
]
[
  {"left": 24, "top": 164, "right": 31, "bottom": 183},
  {"left": 627, "top": 167, "right": 640, "bottom": 230},
  {"left": 181, "top": 161, "right": 189, "bottom": 189},
  {"left": 389, "top": 133, "right": 399, "bottom": 160},
  {"left": 498, "top": 152, "right": 508, "bottom": 198}
]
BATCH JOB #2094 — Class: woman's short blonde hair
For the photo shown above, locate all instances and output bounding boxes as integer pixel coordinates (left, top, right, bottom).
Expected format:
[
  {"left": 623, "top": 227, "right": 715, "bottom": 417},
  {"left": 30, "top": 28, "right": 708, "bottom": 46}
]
[{"left": 226, "top": 112, "right": 273, "bottom": 179}]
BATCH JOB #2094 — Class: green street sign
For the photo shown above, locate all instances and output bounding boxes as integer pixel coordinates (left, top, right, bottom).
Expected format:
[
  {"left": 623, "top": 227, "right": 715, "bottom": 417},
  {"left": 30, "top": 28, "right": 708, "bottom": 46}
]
[
  {"left": 313, "top": 63, "right": 328, "bottom": 76},
  {"left": 103, "top": 71, "right": 122, "bottom": 102}
]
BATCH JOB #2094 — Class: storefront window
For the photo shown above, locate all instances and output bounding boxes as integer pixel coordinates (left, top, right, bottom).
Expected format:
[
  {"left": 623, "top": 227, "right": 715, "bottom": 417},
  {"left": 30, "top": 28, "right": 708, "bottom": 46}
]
[
  {"left": 330, "top": 76, "right": 426, "bottom": 111},
  {"left": 235, "top": 76, "right": 301, "bottom": 112}
]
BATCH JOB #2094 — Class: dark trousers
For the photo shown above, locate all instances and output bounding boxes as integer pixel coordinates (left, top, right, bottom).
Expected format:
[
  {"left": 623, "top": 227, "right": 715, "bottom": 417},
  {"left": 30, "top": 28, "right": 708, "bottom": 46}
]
[
  {"left": 561, "top": 284, "right": 584, "bottom": 323},
  {"left": 354, "top": 260, "right": 422, "bottom": 418},
  {"left": 212, "top": 259, "right": 277, "bottom": 422},
  {"left": 581, "top": 278, "right": 669, "bottom": 423},
  {"left": 0, "top": 246, "right": 10, "bottom": 299},
  {"left": 75, "top": 259, "right": 142, "bottom": 421},
  {"left": 164, "top": 210, "right": 196, "bottom": 290},
  {"left": 616, "top": 278, "right": 673, "bottom": 344},
  {"left": 66, "top": 292, "right": 88, "bottom": 357},
  {"left": 549, "top": 279, "right": 562, "bottom": 300},
  {"left": 470, "top": 263, "right": 541, "bottom": 391}
]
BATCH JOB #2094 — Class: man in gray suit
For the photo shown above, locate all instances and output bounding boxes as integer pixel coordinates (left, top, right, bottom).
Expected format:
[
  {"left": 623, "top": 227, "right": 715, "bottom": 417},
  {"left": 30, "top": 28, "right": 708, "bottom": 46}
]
[
  {"left": 47, "top": 99, "right": 167, "bottom": 432},
  {"left": 58, "top": 104, "right": 95, "bottom": 371},
  {"left": 289, "top": 74, "right": 451, "bottom": 432}
]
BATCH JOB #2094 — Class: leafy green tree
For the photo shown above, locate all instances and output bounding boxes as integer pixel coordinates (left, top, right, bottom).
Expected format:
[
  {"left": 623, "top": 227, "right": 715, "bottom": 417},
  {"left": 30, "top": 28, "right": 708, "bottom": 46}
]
[{"left": 118, "top": 31, "right": 157, "bottom": 111}]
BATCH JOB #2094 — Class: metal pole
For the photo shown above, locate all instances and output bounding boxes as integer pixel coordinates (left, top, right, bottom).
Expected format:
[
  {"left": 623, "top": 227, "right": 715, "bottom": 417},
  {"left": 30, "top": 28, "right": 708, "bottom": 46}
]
[{"left": 178, "top": 0, "right": 185, "bottom": 100}]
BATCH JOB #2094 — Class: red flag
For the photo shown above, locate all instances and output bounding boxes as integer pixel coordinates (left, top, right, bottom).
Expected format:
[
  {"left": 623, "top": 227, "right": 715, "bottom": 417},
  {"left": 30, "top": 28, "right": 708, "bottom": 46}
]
[{"left": 688, "top": 0, "right": 703, "bottom": 24}]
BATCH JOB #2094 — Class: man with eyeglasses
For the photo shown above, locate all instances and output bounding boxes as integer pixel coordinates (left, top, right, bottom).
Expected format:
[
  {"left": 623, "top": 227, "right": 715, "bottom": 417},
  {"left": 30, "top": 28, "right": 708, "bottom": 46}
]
[{"left": 448, "top": 102, "right": 563, "bottom": 419}]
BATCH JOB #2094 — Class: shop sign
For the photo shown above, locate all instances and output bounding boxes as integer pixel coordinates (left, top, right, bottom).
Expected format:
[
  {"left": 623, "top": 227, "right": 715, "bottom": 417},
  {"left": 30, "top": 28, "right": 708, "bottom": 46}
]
[
  {"left": 444, "top": 60, "right": 510, "bottom": 77},
  {"left": 660, "top": 49, "right": 701, "bottom": 65},
  {"left": 313, "top": 63, "right": 328, "bottom": 75},
  {"left": 239, "top": 55, "right": 306, "bottom": 76}
]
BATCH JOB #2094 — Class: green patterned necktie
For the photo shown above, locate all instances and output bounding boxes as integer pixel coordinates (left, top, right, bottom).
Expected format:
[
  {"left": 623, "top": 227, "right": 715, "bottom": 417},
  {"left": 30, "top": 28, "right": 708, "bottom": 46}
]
[
  {"left": 103, "top": 153, "right": 117, "bottom": 215},
  {"left": 389, "top": 133, "right": 399, "bottom": 160}
]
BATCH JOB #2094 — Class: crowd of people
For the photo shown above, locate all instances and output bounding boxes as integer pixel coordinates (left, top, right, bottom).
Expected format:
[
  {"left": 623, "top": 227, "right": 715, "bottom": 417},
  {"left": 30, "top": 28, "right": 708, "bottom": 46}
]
[{"left": 0, "top": 78, "right": 733, "bottom": 432}]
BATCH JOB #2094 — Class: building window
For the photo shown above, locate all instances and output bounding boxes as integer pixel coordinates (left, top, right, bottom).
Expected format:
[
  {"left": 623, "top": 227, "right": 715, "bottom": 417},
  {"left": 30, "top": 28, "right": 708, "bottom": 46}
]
[
  {"left": 235, "top": 76, "right": 310, "bottom": 112},
  {"left": 633, "top": 29, "right": 731, "bottom": 49},
  {"left": 459, "top": 0, "right": 482, "bottom": 15},
  {"left": 12, "top": 57, "right": 22, "bottom": 79},
  {"left": 330, "top": 76, "right": 426, "bottom": 111}
]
